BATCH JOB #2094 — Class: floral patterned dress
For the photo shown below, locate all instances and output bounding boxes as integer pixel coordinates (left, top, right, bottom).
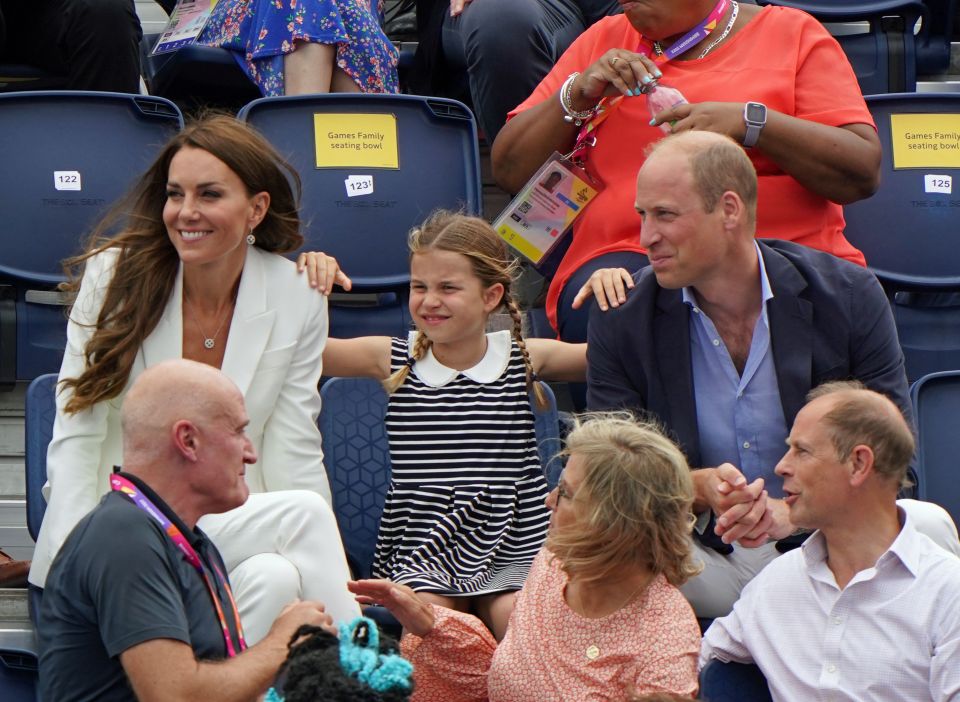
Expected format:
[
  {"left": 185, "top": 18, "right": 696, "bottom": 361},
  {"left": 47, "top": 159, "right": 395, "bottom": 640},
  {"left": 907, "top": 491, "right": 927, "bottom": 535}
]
[{"left": 198, "top": 0, "right": 398, "bottom": 96}]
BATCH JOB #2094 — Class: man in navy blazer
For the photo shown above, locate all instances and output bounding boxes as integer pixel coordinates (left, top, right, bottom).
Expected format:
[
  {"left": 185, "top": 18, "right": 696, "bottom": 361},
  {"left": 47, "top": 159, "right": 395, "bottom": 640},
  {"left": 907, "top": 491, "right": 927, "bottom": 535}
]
[{"left": 583, "top": 131, "right": 959, "bottom": 618}]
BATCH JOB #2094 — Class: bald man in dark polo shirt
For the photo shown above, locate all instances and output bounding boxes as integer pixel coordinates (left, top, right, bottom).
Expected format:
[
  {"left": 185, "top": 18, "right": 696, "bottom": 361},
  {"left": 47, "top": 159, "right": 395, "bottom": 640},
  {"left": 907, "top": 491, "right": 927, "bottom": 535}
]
[{"left": 38, "top": 359, "right": 332, "bottom": 702}]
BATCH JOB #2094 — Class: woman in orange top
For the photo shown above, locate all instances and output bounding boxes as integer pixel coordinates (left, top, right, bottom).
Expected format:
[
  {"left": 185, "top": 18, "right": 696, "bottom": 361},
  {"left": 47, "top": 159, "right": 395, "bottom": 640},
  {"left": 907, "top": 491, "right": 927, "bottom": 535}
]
[
  {"left": 492, "top": 0, "right": 880, "bottom": 341},
  {"left": 349, "top": 414, "right": 702, "bottom": 702}
]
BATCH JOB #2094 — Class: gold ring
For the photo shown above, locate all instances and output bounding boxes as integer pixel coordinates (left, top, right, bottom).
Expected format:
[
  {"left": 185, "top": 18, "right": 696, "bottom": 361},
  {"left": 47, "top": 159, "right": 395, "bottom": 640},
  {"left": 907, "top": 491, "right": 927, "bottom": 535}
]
[{"left": 609, "top": 56, "right": 621, "bottom": 68}]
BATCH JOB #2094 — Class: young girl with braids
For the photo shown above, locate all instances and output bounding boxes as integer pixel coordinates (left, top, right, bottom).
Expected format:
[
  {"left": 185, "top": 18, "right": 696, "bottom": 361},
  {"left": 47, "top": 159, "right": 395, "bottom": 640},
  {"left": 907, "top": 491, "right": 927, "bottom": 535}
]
[{"left": 316, "top": 210, "right": 586, "bottom": 641}]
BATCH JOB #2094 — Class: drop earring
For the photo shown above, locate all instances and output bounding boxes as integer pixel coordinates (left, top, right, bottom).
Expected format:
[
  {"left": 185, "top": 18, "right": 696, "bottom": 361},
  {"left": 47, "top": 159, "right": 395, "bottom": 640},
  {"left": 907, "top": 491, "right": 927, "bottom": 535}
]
[{"left": 246, "top": 231, "right": 256, "bottom": 245}]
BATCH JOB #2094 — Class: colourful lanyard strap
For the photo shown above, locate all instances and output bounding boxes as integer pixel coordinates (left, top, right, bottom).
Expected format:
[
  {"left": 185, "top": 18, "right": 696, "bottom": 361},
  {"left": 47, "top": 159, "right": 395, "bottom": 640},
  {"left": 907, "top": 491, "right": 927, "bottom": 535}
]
[
  {"left": 570, "top": 0, "right": 729, "bottom": 165},
  {"left": 110, "top": 474, "right": 247, "bottom": 657}
]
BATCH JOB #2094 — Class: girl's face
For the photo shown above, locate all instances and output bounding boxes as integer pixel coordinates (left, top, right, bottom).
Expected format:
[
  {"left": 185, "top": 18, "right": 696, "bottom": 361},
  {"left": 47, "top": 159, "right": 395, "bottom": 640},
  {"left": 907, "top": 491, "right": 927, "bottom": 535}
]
[
  {"left": 409, "top": 249, "right": 504, "bottom": 349},
  {"left": 163, "top": 146, "right": 269, "bottom": 272}
]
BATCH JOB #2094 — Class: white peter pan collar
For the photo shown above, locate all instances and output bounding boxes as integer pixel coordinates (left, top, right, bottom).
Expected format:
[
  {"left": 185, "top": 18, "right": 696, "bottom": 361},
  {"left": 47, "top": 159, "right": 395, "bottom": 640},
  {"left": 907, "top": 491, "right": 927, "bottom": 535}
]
[{"left": 408, "top": 329, "right": 512, "bottom": 387}]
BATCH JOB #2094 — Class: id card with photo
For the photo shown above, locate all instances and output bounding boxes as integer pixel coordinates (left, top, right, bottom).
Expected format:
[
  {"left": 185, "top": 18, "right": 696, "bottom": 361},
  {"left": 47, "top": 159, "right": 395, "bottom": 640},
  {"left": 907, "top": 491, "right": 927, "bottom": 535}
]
[
  {"left": 151, "top": 0, "right": 219, "bottom": 55},
  {"left": 493, "top": 154, "right": 602, "bottom": 266}
]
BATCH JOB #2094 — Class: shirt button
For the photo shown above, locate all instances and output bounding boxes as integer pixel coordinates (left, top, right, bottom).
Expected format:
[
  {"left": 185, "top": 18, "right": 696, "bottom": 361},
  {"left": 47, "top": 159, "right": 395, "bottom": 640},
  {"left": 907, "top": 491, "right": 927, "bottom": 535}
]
[
  {"left": 693, "top": 307, "right": 701, "bottom": 314},
  {"left": 827, "top": 664, "right": 837, "bottom": 674},
  {"left": 832, "top": 616, "right": 842, "bottom": 625},
  {"left": 742, "top": 441, "right": 751, "bottom": 449},
  {"left": 712, "top": 339, "right": 720, "bottom": 346}
]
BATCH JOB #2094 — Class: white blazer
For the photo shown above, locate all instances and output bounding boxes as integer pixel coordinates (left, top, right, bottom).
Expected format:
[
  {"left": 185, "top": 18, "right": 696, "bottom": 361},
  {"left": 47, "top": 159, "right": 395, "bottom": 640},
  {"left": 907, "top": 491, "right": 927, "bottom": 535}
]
[{"left": 30, "top": 245, "right": 330, "bottom": 586}]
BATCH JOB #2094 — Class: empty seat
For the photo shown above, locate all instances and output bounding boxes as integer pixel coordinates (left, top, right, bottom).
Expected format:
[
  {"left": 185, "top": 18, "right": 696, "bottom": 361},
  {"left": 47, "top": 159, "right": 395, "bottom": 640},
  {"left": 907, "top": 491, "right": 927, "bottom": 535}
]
[{"left": 910, "top": 370, "right": 960, "bottom": 525}]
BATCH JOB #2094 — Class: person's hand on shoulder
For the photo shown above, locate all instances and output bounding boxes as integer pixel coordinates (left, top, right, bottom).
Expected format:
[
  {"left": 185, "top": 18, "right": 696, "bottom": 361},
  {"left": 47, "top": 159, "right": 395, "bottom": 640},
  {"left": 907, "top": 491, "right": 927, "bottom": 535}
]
[
  {"left": 571, "top": 267, "right": 634, "bottom": 311},
  {"left": 296, "top": 251, "right": 353, "bottom": 294},
  {"left": 348, "top": 579, "right": 435, "bottom": 638}
]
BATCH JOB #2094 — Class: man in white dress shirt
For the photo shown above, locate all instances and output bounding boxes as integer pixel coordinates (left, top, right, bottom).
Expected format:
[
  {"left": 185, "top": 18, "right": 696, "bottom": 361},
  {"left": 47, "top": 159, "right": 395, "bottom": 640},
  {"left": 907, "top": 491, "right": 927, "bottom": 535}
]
[{"left": 701, "top": 380, "right": 960, "bottom": 702}]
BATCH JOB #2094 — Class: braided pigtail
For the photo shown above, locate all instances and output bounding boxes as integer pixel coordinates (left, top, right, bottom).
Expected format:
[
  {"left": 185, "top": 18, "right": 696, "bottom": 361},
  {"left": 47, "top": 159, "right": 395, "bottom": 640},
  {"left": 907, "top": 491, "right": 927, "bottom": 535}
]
[
  {"left": 382, "top": 330, "right": 432, "bottom": 394},
  {"left": 507, "top": 297, "right": 549, "bottom": 410}
]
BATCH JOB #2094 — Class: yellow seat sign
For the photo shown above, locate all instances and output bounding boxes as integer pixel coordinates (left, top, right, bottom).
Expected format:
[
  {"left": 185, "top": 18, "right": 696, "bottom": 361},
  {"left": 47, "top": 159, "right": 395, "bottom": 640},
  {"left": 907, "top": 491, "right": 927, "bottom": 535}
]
[
  {"left": 890, "top": 113, "right": 960, "bottom": 169},
  {"left": 314, "top": 114, "right": 399, "bottom": 169}
]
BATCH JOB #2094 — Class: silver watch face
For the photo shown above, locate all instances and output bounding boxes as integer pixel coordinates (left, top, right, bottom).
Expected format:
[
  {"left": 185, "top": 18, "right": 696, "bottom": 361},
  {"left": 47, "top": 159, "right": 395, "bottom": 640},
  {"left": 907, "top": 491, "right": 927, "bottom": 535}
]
[{"left": 746, "top": 103, "right": 766, "bottom": 124}]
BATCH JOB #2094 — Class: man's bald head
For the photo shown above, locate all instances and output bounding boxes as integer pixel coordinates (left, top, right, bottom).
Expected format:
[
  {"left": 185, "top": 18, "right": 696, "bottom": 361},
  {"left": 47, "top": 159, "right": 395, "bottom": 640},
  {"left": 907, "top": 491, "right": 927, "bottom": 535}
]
[
  {"left": 806, "top": 381, "right": 915, "bottom": 487},
  {"left": 644, "top": 131, "right": 758, "bottom": 226},
  {"left": 121, "top": 359, "right": 243, "bottom": 465}
]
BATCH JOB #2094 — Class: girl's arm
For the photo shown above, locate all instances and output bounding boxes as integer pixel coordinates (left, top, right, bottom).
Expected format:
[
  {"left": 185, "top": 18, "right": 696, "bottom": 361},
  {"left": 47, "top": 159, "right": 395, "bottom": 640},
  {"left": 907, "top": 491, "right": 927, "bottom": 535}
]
[
  {"left": 526, "top": 339, "right": 587, "bottom": 382},
  {"left": 322, "top": 337, "right": 393, "bottom": 379}
]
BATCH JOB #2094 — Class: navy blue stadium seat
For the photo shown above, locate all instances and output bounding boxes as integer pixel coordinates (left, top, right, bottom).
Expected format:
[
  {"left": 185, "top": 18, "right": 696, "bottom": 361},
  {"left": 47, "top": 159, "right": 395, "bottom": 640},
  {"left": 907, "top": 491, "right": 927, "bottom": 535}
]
[
  {"left": 0, "top": 92, "right": 183, "bottom": 385},
  {"left": 25, "top": 374, "right": 57, "bottom": 542},
  {"left": 910, "top": 370, "right": 960, "bottom": 525},
  {"left": 238, "top": 94, "right": 481, "bottom": 339},
  {"left": 0, "top": 647, "right": 39, "bottom": 702},
  {"left": 319, "top": 376, "right": 560, "bottom": 578},
  {"left": 757, "top": 0, "right": 924, "bottom": 93},
  {"left": 842, "top": 93, "right": 960, "bottom": 382},
  {"left": 139, "top": 35, "right": 261, "bottom": 110},
  {"left": 0, "top": 63, "right": 67, "bottom": 93},
  {"left": 916, "top": 0, "right": 957, "bottom": 74},
  {"left": 699, "top": 659, "right": 773, "bottom": 702}
]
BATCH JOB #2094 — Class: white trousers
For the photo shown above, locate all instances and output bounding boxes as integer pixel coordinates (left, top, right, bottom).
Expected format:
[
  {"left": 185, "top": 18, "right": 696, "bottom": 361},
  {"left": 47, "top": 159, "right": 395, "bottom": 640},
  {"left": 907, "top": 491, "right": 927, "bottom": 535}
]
[
  {"left": 680, "top": 498, "right": 960, "bottom": 620},
  {"left": 198, "top": 490, "right": 360, "bottom": 644}
]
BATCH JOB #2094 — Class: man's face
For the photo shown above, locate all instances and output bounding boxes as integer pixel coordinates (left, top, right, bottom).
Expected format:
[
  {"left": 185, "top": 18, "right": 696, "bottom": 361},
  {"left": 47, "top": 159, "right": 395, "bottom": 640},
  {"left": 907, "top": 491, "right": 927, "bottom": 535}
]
[
  {"left": 775, "top": 396, "right": 850, "bottom": 530},
  {"left": 195, "top": 388, "right": 256, "bottom": 514},
  {"left": 635, "top": 150, "right": 728, "bottom": 290}
]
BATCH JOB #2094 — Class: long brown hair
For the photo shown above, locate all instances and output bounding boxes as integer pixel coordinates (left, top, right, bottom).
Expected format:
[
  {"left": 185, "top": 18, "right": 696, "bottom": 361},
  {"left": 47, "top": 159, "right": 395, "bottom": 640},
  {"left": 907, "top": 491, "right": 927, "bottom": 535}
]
[
  {"left": 382, "top": 210, "right": 548, "bottom": 409},
  {"left": 61, "top": 114, "right": 304, "bottom": 414}
]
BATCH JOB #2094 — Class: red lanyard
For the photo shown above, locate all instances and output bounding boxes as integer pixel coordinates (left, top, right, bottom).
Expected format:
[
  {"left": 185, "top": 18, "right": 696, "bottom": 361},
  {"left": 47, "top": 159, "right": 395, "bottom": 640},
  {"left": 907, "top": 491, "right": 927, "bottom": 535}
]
[
  {"left": 569, "top": 0, "right": 729, "bottom": 165},
  {"left": 110, "top": 474, "right": 247, "bottom": 657}
]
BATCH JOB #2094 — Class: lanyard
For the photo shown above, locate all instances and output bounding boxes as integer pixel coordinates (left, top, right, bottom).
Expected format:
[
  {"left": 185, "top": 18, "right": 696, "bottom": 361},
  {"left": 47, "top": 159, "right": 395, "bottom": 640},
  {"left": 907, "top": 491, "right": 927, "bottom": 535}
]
[
  {"left": 110, "top": 474, "right": 247, "bottom": 657},
  {"left": 569, "top": 0, "right": 729, "bottom": 165}
]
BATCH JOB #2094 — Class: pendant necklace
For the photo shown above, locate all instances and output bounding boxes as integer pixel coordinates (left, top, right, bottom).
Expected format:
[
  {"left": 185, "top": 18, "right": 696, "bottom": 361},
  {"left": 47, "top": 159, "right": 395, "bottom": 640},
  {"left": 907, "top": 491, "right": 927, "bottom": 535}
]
[{"left": 185, "top": 296, "right": 234, "bottom": 350}]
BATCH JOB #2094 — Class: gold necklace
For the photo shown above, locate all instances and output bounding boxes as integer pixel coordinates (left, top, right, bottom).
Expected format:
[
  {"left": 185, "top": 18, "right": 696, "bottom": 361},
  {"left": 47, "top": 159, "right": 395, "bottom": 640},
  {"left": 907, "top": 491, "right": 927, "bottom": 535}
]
[
  {"left": 184, "top": 296, "right": 235, "bottom": 350},
  {"left": 568, "top": 576, "right": 651, "bottom": 661}
]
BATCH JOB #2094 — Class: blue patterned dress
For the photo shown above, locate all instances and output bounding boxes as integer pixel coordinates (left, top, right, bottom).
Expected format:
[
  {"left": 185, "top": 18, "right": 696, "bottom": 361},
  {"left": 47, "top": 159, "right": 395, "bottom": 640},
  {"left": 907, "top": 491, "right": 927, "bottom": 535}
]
[{"left": 197, "top": 0, "right": 398, "bottom": 96}]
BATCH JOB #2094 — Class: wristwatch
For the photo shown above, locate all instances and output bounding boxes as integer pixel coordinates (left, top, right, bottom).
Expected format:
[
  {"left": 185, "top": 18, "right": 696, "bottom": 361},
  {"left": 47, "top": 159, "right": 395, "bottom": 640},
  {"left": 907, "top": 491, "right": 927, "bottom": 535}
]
[{"left": 742, "top": 102, "right": 767, "bottom": 148}]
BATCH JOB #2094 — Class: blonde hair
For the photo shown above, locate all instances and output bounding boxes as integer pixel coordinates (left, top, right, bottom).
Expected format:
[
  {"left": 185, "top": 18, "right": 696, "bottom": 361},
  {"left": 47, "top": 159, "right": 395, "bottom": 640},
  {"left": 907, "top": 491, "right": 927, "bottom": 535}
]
[
  {"left": 382, "top": 210, "right": 548, "bottom": 409},
  {"left": 60, "top": 114, "right": 303, "bottom": 415},
  {"left": 547, "top": 413, "right": 701, "bottom": 587}
]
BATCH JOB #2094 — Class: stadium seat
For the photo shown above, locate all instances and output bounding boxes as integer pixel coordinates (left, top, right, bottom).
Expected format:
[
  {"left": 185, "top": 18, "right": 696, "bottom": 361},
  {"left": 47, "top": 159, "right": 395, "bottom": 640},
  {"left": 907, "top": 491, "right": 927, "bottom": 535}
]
[
  {"left": 25, "top": 374, "right": 57, "bottom": 542},
  {"left": 139, "top": 35, "right": 261, "bottom": 111},
  {"left": 916, "top": 0, "right": 957, "bottom": 74},
  {"left": 0, "top": 92, "right": 183, "bottom": 385},
  {"left": 238, "top": 94, "right": 481, "bottom": 339},
  {"left": 319, "top": 376, "right": 560, "bottom": 579},
  {"left": 841, "top": 93, "right": 960, "bottom": 382},
  {"left": 756, "top": 0, "right": 925, "bottom": 93},
  {"left": 699, "top": 659, "right": 773, "bottom": 702},
  {"left": 910, "top": 370, "right": 960, "bottom": 525},
  {"left": 0, "top": 647, "right": 38, "bottom": 702},
  {"left": 0, "top": 63, "right": 67, "bottom": 93}
]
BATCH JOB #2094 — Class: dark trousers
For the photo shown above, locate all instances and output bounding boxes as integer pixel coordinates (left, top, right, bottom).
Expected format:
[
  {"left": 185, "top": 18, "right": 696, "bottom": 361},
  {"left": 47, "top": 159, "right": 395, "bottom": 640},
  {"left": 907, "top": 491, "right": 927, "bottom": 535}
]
[
  {"left": 0, "top": 0, "right": 144, "bottom": 91},
  {"left": 439, "top": 0, "right": 621, "bottom": 140}
]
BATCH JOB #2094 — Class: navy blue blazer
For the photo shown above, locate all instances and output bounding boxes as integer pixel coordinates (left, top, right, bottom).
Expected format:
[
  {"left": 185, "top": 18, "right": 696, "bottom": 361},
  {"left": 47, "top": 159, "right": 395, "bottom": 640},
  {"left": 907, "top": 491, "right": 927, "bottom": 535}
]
[{"left": 587, "top": 239, "right": 911, "bottom": 539}]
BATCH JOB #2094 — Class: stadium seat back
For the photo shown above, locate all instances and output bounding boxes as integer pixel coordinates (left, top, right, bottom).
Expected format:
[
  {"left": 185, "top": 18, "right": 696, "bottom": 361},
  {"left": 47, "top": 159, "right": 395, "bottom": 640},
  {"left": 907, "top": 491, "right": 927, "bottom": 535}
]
[
  {"left": 842, "top": 93, "right": 960, "bottom": 381},
  {"left": 319, "top": 376, "right": 560, "bottom": 579},
  {"left": 699, "top": 659, "right": 773, "bottom": 702},
  {"left": 756, "top": 0, "right": 923, "bottom": 93},
  {"left": 0, "top": 647, "right": 39, "bottom": 702},
  {"left": 910, "top": 370, "right": 960, "bottom": 525},
  {"left": 25, "top": 373, "right": 57, "bottom": 542},
  {"left": 0, "top": 92, "right": 183, "bottom": 383}
]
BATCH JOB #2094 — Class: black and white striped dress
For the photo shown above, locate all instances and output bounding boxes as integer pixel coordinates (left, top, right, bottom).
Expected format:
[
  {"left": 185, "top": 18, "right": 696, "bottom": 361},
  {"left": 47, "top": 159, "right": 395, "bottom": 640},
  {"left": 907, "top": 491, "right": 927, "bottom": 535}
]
[{"left": 371, "top": 330, "right": 550, "bottom": 595}]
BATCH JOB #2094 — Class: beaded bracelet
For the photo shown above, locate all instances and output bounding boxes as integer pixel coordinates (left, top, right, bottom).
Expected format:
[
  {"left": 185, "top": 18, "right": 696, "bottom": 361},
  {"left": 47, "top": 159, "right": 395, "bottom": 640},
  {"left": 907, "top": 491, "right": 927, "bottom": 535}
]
[{"left": 559, "top": 72, "right": 598, "bottom": 127}]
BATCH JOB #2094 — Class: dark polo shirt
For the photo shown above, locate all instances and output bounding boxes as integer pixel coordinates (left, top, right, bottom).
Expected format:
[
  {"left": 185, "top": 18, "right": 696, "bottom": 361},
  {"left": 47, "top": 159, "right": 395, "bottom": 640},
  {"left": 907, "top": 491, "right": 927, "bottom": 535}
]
[{"left": 38, "top": 471, "right": 243, "bottom": 702}]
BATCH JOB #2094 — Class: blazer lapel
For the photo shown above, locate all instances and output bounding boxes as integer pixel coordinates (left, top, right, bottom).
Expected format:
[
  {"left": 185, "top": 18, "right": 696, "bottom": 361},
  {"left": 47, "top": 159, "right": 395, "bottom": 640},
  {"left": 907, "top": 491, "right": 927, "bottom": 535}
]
[
  {"left": 140, "top": 262, "right": 184, "bottom": 369},
  {"left": 763, "top": 243, "right": 813, "bottom": 427},
  {"left": 654, "top": 290, "right": 700, "bottom": 464},
  {"left": 222, "top": 246, "right": 276, "bottom": 396}
]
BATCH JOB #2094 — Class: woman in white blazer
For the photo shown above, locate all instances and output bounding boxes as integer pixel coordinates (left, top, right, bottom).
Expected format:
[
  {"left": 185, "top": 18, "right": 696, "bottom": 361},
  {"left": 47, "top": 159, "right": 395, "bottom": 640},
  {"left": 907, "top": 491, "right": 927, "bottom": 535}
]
[{"left": 29, "top": 115, "right": 359, "bottom": 643}]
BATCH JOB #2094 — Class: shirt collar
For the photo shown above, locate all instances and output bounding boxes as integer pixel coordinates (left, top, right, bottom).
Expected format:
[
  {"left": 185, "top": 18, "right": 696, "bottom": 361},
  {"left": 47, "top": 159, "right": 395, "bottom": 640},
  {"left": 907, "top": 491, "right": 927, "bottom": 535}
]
[
  {"left": 801, "top": 506, "right": 920, "bottom": 580},
  {"left": 113, "top": 468, "right": 205, "bottom": 548},
  {"left": 410, "top": 329, "right": 512, "bottom": 387},
  {"left": 682, "top": 242, "right": 774, "bottom": 320}
]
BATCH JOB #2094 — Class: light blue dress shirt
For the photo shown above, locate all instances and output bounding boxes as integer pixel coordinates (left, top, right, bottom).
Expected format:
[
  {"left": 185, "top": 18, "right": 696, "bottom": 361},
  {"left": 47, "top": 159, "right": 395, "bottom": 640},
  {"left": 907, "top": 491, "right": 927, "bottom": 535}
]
[{"left": 682, "top": 244, "right": 789, "bottom": 498}]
